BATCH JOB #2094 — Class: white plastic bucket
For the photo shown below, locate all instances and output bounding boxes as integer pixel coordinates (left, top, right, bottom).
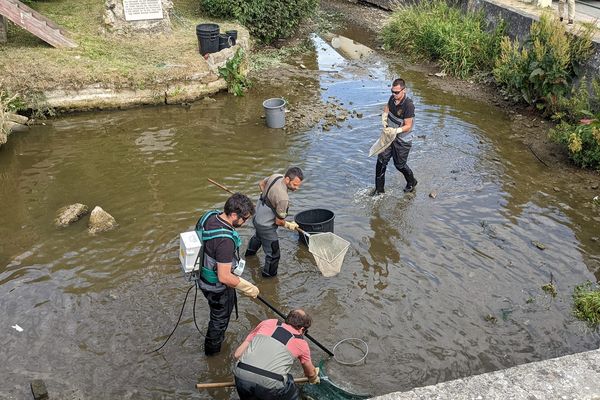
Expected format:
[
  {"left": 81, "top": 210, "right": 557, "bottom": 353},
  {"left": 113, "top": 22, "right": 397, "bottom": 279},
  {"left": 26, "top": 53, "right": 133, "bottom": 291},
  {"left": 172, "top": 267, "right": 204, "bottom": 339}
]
[{"left": 263, "top": 98, "right": 286, "bottom": 129}]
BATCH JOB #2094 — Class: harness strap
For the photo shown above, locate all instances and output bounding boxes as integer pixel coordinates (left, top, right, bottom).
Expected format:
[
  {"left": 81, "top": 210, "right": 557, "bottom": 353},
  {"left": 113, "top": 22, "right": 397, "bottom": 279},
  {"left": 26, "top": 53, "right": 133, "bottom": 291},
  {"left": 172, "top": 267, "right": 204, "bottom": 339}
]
[
  {"left": 237, "top": 362, "right": 284, "bottom": 382},
  {"left": 272, "top": 321, "right": 303, "bottom": 345},
  {"left": 260, "top": 175, "right": 284, "bottom": 213}
]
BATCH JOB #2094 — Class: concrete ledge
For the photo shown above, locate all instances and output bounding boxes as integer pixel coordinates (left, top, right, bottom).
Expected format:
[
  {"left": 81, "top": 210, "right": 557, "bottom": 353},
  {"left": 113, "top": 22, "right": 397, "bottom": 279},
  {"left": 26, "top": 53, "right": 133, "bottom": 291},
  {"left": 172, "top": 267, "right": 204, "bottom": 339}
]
[
  {"left": 40, "top": 38, "right": 249, "bottom": 112},
  {"left": 370, "top": 348, "right": 600, "bottom": 400}
]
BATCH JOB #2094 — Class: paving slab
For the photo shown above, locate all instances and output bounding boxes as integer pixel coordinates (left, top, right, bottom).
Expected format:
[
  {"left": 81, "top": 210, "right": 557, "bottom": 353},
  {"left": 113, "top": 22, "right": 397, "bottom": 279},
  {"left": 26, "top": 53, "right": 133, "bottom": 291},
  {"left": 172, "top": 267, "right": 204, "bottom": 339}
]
[{"left": 370, "top": 348, "right": 600, "bottom": 400}]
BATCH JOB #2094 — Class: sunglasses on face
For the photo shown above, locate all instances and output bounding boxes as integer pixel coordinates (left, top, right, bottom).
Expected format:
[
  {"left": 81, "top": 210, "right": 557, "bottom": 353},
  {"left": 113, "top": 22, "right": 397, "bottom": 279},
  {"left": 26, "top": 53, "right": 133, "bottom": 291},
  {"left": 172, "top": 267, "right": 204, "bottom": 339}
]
[
  {"left": 239, "top": 214, "right": 250, "bottom": 222},
  {"left": 391, "top": 89, "right": 404, "bottom": 95}
]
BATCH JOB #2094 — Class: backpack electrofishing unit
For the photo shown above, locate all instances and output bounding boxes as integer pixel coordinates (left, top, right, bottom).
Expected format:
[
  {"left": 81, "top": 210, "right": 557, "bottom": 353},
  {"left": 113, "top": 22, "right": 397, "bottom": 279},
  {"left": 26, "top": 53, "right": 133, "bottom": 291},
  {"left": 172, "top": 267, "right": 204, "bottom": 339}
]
[{"left": 178, "top": 210, "right": 245, "bottom": 282}]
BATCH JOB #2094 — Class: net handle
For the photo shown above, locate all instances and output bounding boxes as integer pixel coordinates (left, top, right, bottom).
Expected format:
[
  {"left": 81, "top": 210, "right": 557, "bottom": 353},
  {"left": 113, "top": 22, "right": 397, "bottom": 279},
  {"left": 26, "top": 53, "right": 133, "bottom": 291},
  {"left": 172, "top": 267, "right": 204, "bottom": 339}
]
[
  {"left": 296, "top": 227, "right": 311, "bottom": 237},
  {"left": 257, "top": 295, "right": 334, "bottom": 357}
]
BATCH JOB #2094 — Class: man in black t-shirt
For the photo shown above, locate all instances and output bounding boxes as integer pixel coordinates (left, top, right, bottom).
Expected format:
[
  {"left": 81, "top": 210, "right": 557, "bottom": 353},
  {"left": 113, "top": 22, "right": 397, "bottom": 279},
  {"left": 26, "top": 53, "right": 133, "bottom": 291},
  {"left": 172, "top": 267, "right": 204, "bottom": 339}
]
[
  {"left": 196, "top": 193, "right": 259, "bottom": 356},
  {"left": 372, "top": 78, "right": 418, "bottom": 195}
]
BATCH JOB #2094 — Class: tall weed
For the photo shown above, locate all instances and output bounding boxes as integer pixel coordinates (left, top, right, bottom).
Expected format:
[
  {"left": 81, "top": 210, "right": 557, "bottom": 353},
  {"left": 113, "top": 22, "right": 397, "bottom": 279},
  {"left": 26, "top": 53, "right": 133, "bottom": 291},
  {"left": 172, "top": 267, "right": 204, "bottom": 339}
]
[
  {"left": 381, "top": 0, "right": 504, "bottom": 78},
  {"left": 549, "top": 77, "right": 600, "bottom": 169},
  {"left": 493, "top": 13, "right": 595, "bottom": 114}
]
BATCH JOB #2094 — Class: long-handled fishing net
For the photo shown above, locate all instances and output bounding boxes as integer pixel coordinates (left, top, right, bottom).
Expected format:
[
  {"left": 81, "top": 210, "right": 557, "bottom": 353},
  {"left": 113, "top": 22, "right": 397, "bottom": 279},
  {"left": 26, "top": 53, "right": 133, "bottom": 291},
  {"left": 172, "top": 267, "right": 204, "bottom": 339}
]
[
  {"left": 301, "top": 361, "right": 370, "bottom": 400},
  {"left": 299, "top": 229, "right": 350, "bottom": 277}
]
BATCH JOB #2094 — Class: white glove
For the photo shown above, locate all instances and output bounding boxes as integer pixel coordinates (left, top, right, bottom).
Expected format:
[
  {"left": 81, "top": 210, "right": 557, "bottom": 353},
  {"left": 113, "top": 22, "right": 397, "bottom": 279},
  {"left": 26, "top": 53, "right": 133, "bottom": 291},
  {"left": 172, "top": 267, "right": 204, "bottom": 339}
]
[
  {"left": 284, "top": 221, "right": 299, "bottom": 231},
  {"left": 309, "top": 367, "right": 320, "bottom": 384},
  {"left": 383, "top": 127, "right": 396, "bottom": 136},
  {"left": 381, "top": 112, "right": 388, "bottom": 128},
  {"left": 395, "top": 126, "right": 404, "bottom": 134},
  {"left": 235, "top": 278, "right": 259, "bottom": 298}
]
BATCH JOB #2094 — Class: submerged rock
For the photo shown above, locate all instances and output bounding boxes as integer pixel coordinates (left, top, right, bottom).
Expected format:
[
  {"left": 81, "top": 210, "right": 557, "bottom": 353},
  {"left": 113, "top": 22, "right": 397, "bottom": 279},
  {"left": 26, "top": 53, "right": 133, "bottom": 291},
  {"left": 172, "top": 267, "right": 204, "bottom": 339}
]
[
  {"left": 88, "top": 206, "right": 117, "bottom": 234},
  {"left": 55, "top": 203, "right": 89, "bottom": 227}
]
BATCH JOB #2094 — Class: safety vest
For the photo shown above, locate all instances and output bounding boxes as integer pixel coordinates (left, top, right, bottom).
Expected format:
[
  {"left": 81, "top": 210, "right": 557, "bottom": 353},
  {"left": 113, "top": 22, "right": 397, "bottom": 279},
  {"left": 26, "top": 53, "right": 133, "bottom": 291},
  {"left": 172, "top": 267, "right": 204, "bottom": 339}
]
[
  {"left": 194, "top": 210, "right": 241, "bottom": 290},
  {"left": 235, "top": 321, "right": 304, "bottom": 389}
]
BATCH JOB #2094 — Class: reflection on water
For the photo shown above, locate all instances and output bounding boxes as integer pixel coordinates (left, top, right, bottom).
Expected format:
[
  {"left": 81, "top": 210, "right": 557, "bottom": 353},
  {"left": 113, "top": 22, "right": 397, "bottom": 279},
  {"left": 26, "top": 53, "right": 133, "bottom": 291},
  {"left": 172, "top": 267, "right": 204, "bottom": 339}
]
[{"left": 1, "top": 25, "right": 600, "bottom": 400}]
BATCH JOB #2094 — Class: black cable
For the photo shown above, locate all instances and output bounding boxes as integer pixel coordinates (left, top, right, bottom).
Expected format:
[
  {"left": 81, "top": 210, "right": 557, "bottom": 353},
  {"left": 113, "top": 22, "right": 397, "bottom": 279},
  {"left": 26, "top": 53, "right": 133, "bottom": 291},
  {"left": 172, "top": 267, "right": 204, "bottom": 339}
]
[
  {"left": 147, "top": 285, "right": 195, "bottom": 354},
  {"left": 193, "top": 284, "right": 203, "bottom": 334}
]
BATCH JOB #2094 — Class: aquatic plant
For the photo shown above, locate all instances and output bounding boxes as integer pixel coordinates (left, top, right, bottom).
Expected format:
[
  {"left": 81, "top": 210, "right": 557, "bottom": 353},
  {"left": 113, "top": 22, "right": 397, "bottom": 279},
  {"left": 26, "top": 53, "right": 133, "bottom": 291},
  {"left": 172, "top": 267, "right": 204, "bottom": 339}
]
[
  {"left": 218, "top": 48, "right": 251, "bottom": 96},
  {"left": 381, "top": 0, "right": 504, "bottom": 78},
  {"left": 572, "top": 281, "right": 600, "bottom": 328}
]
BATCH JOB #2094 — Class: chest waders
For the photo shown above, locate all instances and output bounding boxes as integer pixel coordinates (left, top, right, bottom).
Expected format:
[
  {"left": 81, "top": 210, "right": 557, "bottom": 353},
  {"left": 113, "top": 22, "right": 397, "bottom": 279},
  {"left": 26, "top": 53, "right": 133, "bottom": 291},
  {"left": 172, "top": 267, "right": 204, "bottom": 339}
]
[
  {"left": 260, "top": 175, "right": 288, "bottom": 217},
  {"left": 235, "top": 322, "right": 304, "bottom": 399},
  {"left": 375, "top": 96, "right": 417, "bottom": 193},
  {"left": 194, "top": 210, "right": 242, "bottom": 318}
]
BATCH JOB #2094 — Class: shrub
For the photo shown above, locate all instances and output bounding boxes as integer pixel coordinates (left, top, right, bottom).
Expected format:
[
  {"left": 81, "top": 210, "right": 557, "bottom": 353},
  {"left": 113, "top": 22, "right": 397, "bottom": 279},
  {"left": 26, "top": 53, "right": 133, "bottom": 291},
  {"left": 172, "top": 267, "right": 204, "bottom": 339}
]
[
  {"left": 218, "top": 48, "right": 251, "bottom": 96},
  {"left": 199, "top": 0, "right": 240, "bottom": 19},
  {"left": 550, "top": 117, "right": 600, "bottom": 169},
  {"left": 237, "top": 0, "right": 318, "bottom": 44},
  {"left": 381, "top": 0, "right": 504, "bottom": 78},
  {"left": 200, "top": 0, "right": 318, "bottom": 44},
  {"left": 493, "top": 13, "right": 594, "bottom": 114},
  {"left": 549, "top": 76, "right": 600, "bottom": 169}
]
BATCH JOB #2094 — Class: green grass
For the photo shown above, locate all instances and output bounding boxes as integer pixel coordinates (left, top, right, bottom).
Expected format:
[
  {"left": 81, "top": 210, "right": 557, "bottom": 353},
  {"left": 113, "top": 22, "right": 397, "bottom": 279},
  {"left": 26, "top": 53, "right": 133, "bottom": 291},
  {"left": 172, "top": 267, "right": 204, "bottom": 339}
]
[
  {"left": 380, "top": 0, "right": 504, "bottom": 79},
  {"left": 573, "top": 281, "right": 600, "bottom": 327},
  {"left": 0, "top": 0, "right": 245, "bottom": 97}
]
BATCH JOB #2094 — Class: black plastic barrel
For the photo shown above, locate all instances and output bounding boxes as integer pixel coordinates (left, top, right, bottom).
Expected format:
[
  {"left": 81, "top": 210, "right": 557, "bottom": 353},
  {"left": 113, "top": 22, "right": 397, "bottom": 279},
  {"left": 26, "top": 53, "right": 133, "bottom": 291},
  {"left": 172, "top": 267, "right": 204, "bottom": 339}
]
[
  {"left": 226, "top": 30, "right": 238, "bottom": 46},
  {"left": 294, "top": 209, "right": 335, "bottom": 246},
  {"left": 196, "top": 23, "right": 219, "bottom": 55},
  {"left": 218, "top": 33, "right": 231, "bottom": 50}
]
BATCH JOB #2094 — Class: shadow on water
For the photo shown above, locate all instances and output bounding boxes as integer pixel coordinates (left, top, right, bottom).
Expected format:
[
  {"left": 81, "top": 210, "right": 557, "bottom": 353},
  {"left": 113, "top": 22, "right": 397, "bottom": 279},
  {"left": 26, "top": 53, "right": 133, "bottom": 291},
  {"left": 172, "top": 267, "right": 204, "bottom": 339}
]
[{"left": 1, "top": 18, "right": 599, "bottom": 400}]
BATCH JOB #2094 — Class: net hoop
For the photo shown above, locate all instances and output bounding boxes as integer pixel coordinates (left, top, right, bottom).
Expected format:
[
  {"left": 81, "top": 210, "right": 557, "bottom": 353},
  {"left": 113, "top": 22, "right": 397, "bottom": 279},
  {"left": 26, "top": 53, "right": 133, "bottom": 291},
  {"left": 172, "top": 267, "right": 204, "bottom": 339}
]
[{"left": 332, "top": 338, "right": 368, "bottom": 365}]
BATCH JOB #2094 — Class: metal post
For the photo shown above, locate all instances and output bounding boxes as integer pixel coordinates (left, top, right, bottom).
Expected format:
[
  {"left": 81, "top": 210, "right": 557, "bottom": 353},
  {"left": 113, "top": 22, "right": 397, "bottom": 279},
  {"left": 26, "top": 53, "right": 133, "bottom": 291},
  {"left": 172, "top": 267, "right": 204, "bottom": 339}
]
[{"left": 0, "top": 15, "right": 7, "bottom": 44}]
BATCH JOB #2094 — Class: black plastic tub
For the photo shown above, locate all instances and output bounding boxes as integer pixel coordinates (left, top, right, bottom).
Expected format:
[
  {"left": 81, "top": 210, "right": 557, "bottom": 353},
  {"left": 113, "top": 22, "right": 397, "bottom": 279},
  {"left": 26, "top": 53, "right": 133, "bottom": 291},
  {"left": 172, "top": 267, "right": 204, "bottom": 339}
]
[
  {"left": 218, "top": 33, "right": 231, "bottom": 50},
  {"left": 196, "top": 23, "right": 219, "bottom": 55},
  {"left": 294, "top": 209, "right": 335, "bottom": 245}
]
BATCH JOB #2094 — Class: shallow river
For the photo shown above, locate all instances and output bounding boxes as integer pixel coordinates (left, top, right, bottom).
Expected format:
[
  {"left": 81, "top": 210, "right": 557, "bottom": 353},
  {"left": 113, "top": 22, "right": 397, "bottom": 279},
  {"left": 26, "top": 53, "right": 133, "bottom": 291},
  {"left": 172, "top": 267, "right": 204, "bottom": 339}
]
[{"left": 1, "top": 22, "right": 599, "bottom": 400}]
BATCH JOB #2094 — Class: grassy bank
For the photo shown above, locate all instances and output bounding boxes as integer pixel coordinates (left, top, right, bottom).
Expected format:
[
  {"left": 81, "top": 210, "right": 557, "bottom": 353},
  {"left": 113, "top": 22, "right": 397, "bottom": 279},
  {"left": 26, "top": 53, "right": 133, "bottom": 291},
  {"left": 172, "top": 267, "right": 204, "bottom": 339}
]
[{"left": 0, "top": 0, "right": 243, "bottom": 102}]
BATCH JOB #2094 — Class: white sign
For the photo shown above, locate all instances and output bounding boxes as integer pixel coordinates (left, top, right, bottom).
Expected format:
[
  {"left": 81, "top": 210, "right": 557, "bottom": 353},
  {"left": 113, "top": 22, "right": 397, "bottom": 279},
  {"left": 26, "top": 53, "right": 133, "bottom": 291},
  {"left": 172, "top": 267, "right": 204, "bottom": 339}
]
[{"left": 123, "top": 0, "right": 164, "bottom": 21}]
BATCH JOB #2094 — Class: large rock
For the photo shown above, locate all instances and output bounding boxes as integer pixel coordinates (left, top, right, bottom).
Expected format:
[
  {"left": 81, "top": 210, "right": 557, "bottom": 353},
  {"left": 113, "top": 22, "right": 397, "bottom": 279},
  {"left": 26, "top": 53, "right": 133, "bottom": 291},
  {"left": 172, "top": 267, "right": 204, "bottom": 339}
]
[
  {"left": 88, "top": 206, "right": 118, "bottom": 234},
  {"left": 103, "top": 0, "right": 173, "bottom": 35},
  {"left": 55, "top": 203, "right": 89, "bottom": 227}
]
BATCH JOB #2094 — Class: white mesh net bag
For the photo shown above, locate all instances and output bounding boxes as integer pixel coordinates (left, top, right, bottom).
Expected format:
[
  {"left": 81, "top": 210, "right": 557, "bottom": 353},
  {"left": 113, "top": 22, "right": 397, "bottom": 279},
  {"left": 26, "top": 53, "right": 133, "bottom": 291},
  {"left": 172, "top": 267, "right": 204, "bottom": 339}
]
[{"left": 307, "top": 232, "right": 350, "bottom": 277}]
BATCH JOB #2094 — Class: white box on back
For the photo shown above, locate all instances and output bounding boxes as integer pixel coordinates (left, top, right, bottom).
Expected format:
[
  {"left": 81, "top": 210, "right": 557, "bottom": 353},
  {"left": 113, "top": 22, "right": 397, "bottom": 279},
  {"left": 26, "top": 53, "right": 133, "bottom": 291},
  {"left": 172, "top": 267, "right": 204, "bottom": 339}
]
[{"left": 179, "top": 231, "right": 202, "bottom": 274}]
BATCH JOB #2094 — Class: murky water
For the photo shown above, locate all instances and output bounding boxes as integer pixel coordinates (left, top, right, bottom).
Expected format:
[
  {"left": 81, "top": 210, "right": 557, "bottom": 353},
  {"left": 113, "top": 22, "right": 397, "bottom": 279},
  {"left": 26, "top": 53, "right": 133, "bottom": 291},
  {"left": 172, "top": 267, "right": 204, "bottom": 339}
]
[{"left": 1, "top": 23, "right": 600, "bottom": 400}]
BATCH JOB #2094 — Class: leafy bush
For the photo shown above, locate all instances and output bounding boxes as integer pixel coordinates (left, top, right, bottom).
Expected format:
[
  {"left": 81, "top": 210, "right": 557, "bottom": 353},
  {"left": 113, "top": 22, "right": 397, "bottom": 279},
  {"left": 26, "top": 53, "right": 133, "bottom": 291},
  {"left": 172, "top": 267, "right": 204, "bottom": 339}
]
[
  {"left": 549, "top": 76, "right": 600, "bottom": 169},
  {"left": 218, "top": 48, "right": 251, "bottom": 96},
  {"left": 381, "top": 0, "right": 504, "bottom": 78},
  {"left": 200, "top": 0, "right": 318, "bottom": 44},
  {"left": 239, "top": 0, "right": 318, "bottom": 44},
  {"left": 572, "top": 281, "right": 600, "bottom": 327},
  {"left": 550, "top": 117, "right": 600, "bottom": 169},
  {"left": 199, "top": 0, "right": 240, "bottom": 19},
  {"left": 493, "top": 13, "right": 594, "bottom": 114}
]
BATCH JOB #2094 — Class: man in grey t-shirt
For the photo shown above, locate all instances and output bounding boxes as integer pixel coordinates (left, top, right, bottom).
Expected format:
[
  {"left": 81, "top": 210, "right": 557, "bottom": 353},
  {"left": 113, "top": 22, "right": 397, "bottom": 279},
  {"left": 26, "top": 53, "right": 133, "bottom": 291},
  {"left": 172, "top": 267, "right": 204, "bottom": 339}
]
[{"left": 245, "top": 167, "right": 304, "bottom": 277}]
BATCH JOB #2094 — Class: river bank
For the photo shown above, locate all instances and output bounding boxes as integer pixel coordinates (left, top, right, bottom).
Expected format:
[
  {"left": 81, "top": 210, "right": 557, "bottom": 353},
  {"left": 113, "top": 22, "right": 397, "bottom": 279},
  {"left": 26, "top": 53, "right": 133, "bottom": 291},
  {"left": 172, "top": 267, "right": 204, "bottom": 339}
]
[
  {"left": 2, "top": 2, "right": 600, "bottom": 398},
  {"left": 0, "top": 0, "right": 249, "bottom": 113},
  {"left": 322, "top": 0, "right": 600, "bottom": 182}
]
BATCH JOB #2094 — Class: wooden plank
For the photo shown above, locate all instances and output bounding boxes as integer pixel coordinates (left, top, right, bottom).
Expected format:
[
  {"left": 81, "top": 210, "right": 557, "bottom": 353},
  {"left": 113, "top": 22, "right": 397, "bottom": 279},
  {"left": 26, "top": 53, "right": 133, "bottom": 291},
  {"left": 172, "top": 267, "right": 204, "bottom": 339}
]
[
  {"left": 6, "top": 0, "right": 65, "bottom": 34},
  {"left": 0, "top": 0, "right": 76, "bottom": 48},
  {"left": 0, "top": 15, "right": 7, "bottom": 43}
]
